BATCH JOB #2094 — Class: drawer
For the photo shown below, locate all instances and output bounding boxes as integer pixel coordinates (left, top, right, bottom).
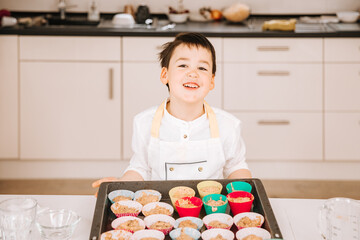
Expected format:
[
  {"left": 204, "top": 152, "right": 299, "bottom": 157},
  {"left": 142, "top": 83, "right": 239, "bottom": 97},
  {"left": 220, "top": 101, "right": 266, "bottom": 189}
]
[
  {"left": 123, "top": 37, "right": 223, "bottom": 62},
  {"left": 224, "top": 38, "right": 322, "bottom": 62},
  {"left": 224, "top": 63, "right": 322, "bottom": 111},
  {"left": 325, "top": 63, "right": 360, "bottom": 111},
  {"left": 20, "top": 36, "right": 121, "bottom": 61},
  {"left": 324, "top": 38, "right": 360, "bottom": 62},
  {"left": 325, "top": 113, "right": 360, "bottom": 161},
  {"left": 233, "top": 112, "right": 323, "bottom": 160}
]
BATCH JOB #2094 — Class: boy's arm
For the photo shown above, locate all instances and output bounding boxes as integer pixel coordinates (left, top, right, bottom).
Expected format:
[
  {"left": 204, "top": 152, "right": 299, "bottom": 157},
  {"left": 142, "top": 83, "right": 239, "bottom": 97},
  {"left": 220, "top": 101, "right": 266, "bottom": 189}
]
[
  {"left": 119, "top": 170, "right": 144, "bottom": 181},
  {"left": 227, "top": 168, "right": 252, "bottom": 179}
]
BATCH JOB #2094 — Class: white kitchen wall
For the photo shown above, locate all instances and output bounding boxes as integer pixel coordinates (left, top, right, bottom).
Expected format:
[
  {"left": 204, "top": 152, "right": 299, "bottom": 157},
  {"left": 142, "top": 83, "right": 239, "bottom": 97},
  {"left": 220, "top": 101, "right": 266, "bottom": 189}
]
[{"left": 1, "top": 0, "right": 359, "bottom": 14}]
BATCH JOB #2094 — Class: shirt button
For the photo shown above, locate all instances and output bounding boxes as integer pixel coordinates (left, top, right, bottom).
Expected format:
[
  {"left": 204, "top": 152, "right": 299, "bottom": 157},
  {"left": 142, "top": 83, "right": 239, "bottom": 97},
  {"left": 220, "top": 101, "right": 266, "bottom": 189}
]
[
  {"left": 169, "top": 167, "right": 174, "bottom": 171},
  {"left": 183, "top": 134, "right": 188, "bottom": 139},
  {"left": 198, "top": 167, "right": 203, "bottom": 172}
]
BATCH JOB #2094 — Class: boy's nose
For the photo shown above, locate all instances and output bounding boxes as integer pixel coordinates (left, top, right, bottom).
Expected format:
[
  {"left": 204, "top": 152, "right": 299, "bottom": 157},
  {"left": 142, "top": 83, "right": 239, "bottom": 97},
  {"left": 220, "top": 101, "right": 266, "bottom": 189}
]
[{"left": 187, "top": 69, "right": 199, "bottom": 78}]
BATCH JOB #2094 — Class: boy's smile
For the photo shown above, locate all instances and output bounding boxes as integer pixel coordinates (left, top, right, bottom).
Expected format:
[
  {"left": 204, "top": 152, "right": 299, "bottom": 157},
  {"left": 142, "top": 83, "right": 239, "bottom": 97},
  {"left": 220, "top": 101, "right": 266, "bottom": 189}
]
[{"left": 160, "top": 44, "right": 215, "bottom": 105}]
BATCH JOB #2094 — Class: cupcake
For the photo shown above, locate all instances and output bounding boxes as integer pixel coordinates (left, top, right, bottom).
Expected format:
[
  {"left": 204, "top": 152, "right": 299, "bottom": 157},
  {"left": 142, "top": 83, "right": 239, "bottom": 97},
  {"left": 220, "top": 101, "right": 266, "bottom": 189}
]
[
  {"left": 202, "top": 194, "right": 228, "bottom": 215},
  {"left": 174, "top": 217, "right": 203, "bottom": 231},
  {"left": 108, "top": 190, "right": 135, "bottom": 204},
  {"left": 197, "top": 181, "right": 223, "bottom": 199},
  {"left": 144, "top": 214, "right": 176, "bottom": 235},
  {"left": 201, "top": 229, "right": 235, "bottom": 240},
  {"left": 111, "top": 216, "right": 145, "bottom": 233},
  {"left": 110, "top": 200, "right": 142, "bottom": 218},
  {"left": 202, "top": 213, "right": 233, "bottom": 230},
  {"left": 175, "top": 197, "right": 203, "bottom": 218},
  {"left": 131, "top": 229, "right": 165, "bottom": 240},
  {"left": 235, "top": 227, "right": 271, "bottom": 240},
  {"left": 100, "top": 229, "right": 132, "bottom": 240},
  {"left": 226, "top": 181, "right": 252, "bottom": 194},
  {"left": 134, "top": 190, "right": 162, "bottom": 206},
  {"left": 142, "top": 202, "right": 174, "bottom": 217},
  {"left": 169, "top": 186, "right": 195, "bottom": 208},
  {"left": 169, "top": 227, "right": 201, "bottom": 240},
  {"left": 233, "top": 212, "right": 264, "bottom": 230},
  {"left": 227, "top": 191, "right": 254, "bottom": 216}
]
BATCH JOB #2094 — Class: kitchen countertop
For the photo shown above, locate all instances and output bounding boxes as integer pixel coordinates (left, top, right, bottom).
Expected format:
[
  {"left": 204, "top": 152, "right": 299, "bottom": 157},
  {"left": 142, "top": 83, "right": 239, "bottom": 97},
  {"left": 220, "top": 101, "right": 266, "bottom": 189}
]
[
  {"left": 1, "top": 14, "right": 360, "bottom": 37},
  {"left": 0, "top": 194, "right": 326, "bottom": 240}
]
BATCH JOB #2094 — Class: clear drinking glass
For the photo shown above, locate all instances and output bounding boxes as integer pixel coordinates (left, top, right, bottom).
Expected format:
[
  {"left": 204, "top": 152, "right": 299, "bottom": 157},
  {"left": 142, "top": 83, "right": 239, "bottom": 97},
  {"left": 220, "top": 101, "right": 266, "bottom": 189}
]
[
  {"left": 318, "top": 197, "right": 360, "bottom": 240},
  {"left": 0, "top": 198, "right": 37, "bottom": 240}
]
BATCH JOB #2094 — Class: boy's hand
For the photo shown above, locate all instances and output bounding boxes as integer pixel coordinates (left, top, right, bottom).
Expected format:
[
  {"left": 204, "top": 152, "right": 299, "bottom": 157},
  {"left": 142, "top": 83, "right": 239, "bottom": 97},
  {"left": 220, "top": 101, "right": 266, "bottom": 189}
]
[{"left": 92, "top": 177, "right": 119, "bottom": 197}]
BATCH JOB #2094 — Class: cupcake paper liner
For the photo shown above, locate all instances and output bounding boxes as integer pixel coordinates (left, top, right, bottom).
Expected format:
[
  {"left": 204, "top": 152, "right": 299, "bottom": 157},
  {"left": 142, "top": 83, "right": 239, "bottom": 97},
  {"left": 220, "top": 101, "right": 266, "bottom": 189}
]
[
  {"left": 233, "top": 212, "right": 264, "bottom": 230},
  {"left": 236, "top": 227, "right": 271, "bottom": 240},
  {"left": 144, "top": 214, "right": 175, "bottom": 235},
  {"left": 169, "top": 227, "right": 201, "bottom": 240},
  {"left": 197, "top": 180, "right": 223, "bottom": 199},
  {"left": 201, "top": 228, "right": 235, "bottom": 240},
  {"left": 202, "top": 213, "right": 233, "bottom": 230},
  {"left": 175, "top": 196, "right": 203, "bottom": 218},
  {"left": 110, "top": 200, "right": 142, "bottom": 218},
  {"left": 174, "top": 216, "right": 203, "bottom": 230},
  {"left": 100, "top": 229, "right": 132, "bottom": 240},
  {"left": 227, "top": 191, "right": 254, "bottom": 216},
  {"left": 111, "top": 216, "right": 145, "bottom": 233},
  {"left": 169, "top": 186, "right": 195, "bottom": 208},
  {"left": 203, "top": 193, "right": 228, "bottom": 215},
  {"left": 142, "top": 202, "right": 174, "bottom": 217},
  {"left": 131, "top": 229, "right": 165, "bottom": 240},
  {"left": 108, "top": 190, "right": 135, "bottom": 204},
  {"left": 134, "top": 189, "right": 162, "bottom": 206},
  {"left": 226, "top": 181, "right": 252, "bottom": 194}
]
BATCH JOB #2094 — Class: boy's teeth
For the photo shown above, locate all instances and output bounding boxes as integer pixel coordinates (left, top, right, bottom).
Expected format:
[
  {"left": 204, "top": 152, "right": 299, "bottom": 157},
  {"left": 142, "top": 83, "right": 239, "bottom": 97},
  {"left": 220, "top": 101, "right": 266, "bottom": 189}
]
[{"left": 183, "top": 84, "right": 199, "bottom": 88}]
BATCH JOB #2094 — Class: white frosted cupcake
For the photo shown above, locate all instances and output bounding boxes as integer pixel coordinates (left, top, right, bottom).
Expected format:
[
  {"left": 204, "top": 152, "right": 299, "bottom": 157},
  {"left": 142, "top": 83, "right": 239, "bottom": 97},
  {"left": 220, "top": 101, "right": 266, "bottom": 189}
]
[
  {"left": 142, "top": 202, "right": 174, "bottom": 217},
  {"left": 144, "top": 214, "right": 176, "bottom": 235},
  {"left": 203, "top": 213, "right": 233, "bottom": 230},
  {"left": 236, "top": 227, "right": 271, "bottom": 240},
  {"left": 134, "top": 190, "right": 162, "bottom": 206},
  {"left": 131, "top": 229, "right": 165, "bottom": 240},
  {"left": 100, "top": 229, "right": 132, "bottom": 240},
  {"left": 174, "top": 217, "right": 203, "bottom": 230},
  {"left": 110, "top": 200, "right": 142, "bottom": 218},
  {"left": 233, "top": 212, "right": 264, "bottom": 230},
  {"left": 201, "top": 228, "right": 235, "bottom": 240},
  {"left": 111, "top": 216, "right": 145, "bottom": 233}
]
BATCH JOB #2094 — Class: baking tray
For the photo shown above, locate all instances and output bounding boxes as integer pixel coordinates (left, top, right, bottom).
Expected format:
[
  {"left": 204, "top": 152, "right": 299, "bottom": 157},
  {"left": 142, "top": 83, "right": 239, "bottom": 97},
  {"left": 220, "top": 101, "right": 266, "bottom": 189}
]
[{"left": 89, "top": 178, "right": 283, "bottom": 239}]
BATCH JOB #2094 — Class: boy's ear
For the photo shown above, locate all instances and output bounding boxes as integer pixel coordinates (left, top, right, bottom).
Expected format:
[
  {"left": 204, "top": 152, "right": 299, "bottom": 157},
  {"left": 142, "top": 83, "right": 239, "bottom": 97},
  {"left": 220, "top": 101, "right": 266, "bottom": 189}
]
[
  {"left": 160, "top": 67, "right": 168, "bottom": 85},
  {"left": 209, "top": 74, "right": 215, "bottom": 90}
]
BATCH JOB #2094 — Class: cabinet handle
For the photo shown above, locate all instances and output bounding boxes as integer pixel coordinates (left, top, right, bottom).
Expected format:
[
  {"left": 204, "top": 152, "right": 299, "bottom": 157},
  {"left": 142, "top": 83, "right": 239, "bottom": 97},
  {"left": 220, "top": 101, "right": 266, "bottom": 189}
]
[
  {"left": 257, "top": 71, "right": 290, "bottom": 76},
  {"left": 109, "top": 68, "right": 113, "bottom": 99},
  {"left": 258, "top": 120, "right": 290, "bottom": 125},
  {"left": 257, "top": 46, "right": 290, "bottom": 51}
]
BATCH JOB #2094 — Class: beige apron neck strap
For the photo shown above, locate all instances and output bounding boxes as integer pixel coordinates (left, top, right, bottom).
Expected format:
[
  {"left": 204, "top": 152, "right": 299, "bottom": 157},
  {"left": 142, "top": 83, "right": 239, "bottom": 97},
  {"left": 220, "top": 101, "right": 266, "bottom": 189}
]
[
  {"left": 204, "top": 101, "right": 220, "bottom": 138},
  {"left": 150, "top": 100, "right": 220, "bottom": 138}
]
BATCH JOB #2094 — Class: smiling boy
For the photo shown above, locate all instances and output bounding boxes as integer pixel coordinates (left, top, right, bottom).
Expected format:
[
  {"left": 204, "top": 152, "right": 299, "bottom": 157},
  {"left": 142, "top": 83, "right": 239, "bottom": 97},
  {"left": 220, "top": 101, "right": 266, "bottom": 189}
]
[{"left": 92, "top": 32, "right": 251, "bottom": 188}]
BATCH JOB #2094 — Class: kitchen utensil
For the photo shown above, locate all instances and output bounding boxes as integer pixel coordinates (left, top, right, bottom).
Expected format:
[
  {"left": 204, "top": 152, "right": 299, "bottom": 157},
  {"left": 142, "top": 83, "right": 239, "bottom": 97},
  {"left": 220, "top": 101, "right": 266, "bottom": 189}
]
[
  {"left": 1, "top": 16, "right": 17, "bottom": 27},
  {"left": 112, "top": 13, "right": 135, "bottom": 26},
  {"left": 168, "top": 13, "right": 188, "bottom": 23},
  {"left": 135, "top": 5, "right": 151, "bottom": 24},
  {"left": 36, "top": 209, "right": 80, "bottom": 240},
  {"left": 0, "top": 198, "right": 37, "bottom": 240},
  {"left": 336, "top": 11, "right": 360, "bottom": 23},
  {"left": 318, "top": 197, "right": 360, "bottom": 240}
]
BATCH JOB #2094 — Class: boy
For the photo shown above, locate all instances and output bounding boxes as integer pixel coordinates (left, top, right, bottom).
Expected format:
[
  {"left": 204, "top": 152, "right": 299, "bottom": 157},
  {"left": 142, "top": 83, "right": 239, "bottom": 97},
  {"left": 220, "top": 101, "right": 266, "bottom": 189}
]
[{"left": 93, "top": 32, "right": 251, "bottom": 188}]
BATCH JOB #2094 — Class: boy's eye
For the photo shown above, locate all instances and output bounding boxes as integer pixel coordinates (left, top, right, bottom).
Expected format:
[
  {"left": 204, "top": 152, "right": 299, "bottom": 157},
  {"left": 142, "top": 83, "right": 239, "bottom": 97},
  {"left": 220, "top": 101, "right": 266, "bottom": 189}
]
[
  {"left": 178, "top": 64, "right": 187, "bottom": 68},
  {"left": 199, "top": 67, "right": 208, "bottom": 71}
]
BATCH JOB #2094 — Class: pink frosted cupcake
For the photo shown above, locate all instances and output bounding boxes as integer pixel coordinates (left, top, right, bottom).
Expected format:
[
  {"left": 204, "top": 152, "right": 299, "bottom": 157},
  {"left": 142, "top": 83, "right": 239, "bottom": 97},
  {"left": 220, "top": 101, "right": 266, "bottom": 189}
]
[
  {"left": 110, "top": 200, "right": 142, "bottom": 218},
  {"left": 202, "top": 213, "right": 233, "bottom": 230},
  {"left": 100, "top": 230, "right": 132, "bottom": 240},
  {"left": 144, "top": 214, "right": 176, "bottom": 235},
  {"left": 111, "top": 216, "right": 145, "bottom": 233}
]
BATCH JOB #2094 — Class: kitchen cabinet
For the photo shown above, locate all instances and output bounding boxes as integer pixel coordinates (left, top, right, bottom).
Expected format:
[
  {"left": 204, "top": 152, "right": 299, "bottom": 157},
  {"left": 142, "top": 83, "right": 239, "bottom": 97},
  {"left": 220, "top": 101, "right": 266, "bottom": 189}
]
[
  {"left": 324, "top": 38, "right": 360, "bottom": 161},
  {"left": 19, "top": 36, "right": 121, "bottom": 159},
  {"left": 122, "top": 37, "right": 223, "bottom": 159},
  {"left": 223, "top": 38, "right": 323, "bottom": 160},
  {"left": 0, "top": 35, "right": 18, "bottom": 159}
]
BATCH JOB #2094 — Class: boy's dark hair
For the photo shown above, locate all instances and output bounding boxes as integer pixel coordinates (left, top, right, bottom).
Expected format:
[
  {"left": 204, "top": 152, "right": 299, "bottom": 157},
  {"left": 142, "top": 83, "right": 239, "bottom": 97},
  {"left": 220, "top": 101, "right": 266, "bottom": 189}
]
[{"left": 158, "top": 32, "right": 216, "bottom": 75}]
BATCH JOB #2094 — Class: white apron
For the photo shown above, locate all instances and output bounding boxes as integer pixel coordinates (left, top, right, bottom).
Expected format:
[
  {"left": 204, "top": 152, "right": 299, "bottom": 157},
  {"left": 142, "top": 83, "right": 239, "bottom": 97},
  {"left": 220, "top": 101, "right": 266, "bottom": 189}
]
[{"left": 147, "top": 100, "right": 226, "bottom": 180}]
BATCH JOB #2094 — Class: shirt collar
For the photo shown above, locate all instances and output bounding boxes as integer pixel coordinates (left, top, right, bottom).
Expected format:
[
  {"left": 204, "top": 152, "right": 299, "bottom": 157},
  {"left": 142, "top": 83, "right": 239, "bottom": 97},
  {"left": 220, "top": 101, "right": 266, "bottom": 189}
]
[{"left": 163, "top": 99, "right": 208, "bottom": 128}]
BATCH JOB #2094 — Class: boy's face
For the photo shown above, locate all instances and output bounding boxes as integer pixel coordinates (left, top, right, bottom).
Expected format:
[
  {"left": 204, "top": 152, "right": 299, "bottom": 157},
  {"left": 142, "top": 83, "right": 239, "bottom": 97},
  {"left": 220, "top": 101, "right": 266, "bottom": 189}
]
[{"left": 160, "top": 44, "right": 215, "bottom": 105}]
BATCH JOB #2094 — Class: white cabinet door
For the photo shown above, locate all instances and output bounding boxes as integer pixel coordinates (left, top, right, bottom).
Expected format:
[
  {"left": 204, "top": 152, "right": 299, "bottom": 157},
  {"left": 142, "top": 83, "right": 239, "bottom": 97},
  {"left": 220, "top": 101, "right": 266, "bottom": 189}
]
[
  {"left": 224, "top": 63, "right": 322, "bottom": 111},
  {"left": 325, "top": 63, "right": 360, "bottom": 111},
  {"left": 325, "top": 113, "right": 360, "bottom": 160},
  {"left": 233, "top": 112, "right": 323, "bottom": 160},
  {"left": 324, "top": 38, "right": 360, "bottom": 62},
  {"left": 20, "top": 62, "right": 121, "bottom": 160},
  {"left": 0, "top": 36, "right": 18, "bottom": 159}
]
